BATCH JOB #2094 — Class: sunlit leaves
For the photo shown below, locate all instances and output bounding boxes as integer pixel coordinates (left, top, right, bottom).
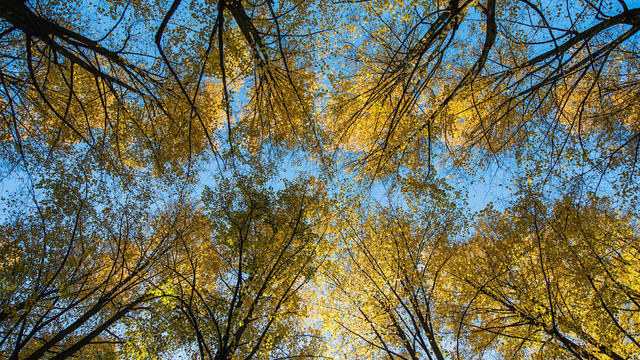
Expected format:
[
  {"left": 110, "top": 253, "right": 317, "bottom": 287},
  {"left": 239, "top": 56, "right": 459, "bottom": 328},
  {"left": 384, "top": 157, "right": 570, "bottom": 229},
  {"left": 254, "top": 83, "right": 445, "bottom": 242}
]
[{"left": 452, "top": 194, "right": 640, "bottom": 359}]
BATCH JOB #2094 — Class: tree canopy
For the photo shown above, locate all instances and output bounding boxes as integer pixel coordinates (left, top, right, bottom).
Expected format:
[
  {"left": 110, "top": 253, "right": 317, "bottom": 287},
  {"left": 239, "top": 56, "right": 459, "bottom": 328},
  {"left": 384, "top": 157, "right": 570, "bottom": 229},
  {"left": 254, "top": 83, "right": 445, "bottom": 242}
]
[{"left": 1, "top": 0, "right": 639, "bottom": 359}]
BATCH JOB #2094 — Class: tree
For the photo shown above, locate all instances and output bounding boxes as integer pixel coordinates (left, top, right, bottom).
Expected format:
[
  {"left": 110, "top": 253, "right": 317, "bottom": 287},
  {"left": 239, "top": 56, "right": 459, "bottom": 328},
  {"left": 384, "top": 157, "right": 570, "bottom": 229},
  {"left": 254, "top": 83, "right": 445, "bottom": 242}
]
[
  {"left": 126, "top": 168, "right": 330, "bottom": 360},
  {"left": 0, "top": 0, "right": 228, "bottom": 179},
  {"left": 0, "top": 0, "right": 342, "bottom": 175},
  {"left": 0, "top": 151, "right": 193, "bottom": 359},
  {"left": 324, "top": 180, "right": 466, "bottom": 359},
  {"left": 451, "top": 194, "right": 640, "bottom": 360},
  {"left": 325, "top": 0, "right": 640, "bottom": 184}
]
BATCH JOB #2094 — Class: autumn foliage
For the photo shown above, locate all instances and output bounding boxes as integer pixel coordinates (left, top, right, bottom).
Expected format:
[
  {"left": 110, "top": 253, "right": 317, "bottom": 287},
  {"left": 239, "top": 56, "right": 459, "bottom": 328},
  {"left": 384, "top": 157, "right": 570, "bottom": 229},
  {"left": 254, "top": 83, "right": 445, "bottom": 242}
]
[{"left": 1, "top": 0, "right": 639, "bottom": 359}]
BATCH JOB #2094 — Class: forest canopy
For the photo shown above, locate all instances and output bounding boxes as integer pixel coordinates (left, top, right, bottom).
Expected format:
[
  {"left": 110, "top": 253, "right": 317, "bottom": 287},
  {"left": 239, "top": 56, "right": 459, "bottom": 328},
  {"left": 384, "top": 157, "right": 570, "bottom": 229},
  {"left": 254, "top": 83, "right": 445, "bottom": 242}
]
[{"left": 1, "top": 0, "right": 639, "bottom": 359}]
